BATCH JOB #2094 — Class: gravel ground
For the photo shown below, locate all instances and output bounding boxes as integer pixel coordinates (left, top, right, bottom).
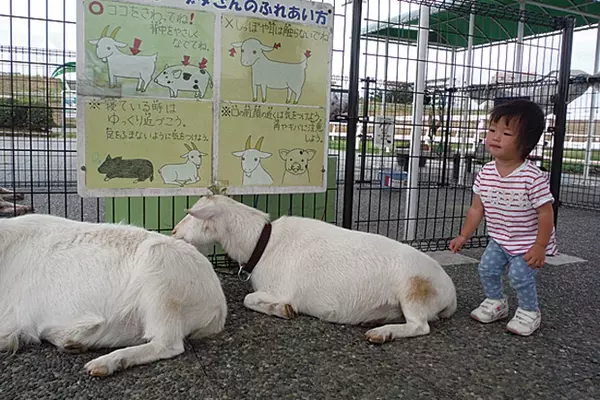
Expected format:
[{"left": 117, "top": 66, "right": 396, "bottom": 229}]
[{"left": 1, "top": 194, "right": 599, "bottom": 399}]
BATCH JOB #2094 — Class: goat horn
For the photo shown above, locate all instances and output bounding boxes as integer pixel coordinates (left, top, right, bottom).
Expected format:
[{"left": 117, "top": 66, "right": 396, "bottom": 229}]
[
  {"left": 110, "top": 26, "right": 121, "bottom": 38},
  {"left": 255, "top": 136, "right": 264, "bottom": 150},
  {"left": 244, "top": 135, "right": 252, "bottom": 150},
  {"left": 101, "top": 25, "right": 109, "bottom": 37},
  {"left": 184, "top": 143, "right": 192, "bottom": 152},
  {"left": 191, "top": 142, "right": 198, "bottom": 150}
]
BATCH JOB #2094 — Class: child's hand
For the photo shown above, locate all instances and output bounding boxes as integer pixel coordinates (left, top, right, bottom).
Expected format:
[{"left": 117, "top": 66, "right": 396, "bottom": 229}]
[
  {"left": 524, "top": 244, "right": 546, "bottom": 268},
  {"left": 449, "top": 235, "right": 467, "bottom": 253}
]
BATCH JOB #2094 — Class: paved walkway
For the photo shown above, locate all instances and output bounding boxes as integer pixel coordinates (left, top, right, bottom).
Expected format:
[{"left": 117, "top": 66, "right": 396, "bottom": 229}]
[{"left": 1, "top": 207, "right": 599, "bottom": 400}]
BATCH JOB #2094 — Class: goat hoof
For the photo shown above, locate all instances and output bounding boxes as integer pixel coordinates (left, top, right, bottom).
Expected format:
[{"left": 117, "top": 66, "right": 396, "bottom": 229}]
[
  {"left": 283, "top": 304, "right": 297, "bottom": 319},
  {"left": 365, "top": 330, "right": 392, "bottom": 344},
  {"left": 61, "top": 340, "right": 86, "bottom": 354},
  {"left": 87, "top": 364, "right": 110, "bottom": 377}
]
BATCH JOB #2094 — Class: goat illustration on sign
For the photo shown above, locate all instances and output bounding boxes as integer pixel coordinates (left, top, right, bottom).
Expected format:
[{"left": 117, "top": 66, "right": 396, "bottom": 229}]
[
  {"left": 232, "top": 135, "right": 274, "bottom": 185},
  {"left": 88, "top": 25, "right": 158, "bottom": 92},
  {"left": 97, "top": 154, "right": 155, "bottom": 183},
  {"left": 159, "top": 143, "right": 208, "bottom": 187},
  {"left": 154, "top": 61, "right": 213, "bottom": 99},
  {"left": 279, "top": 148, "right": 316, "bottom": 185},
  {"left": 229, "top": 38, "right": 310, "bottom": 103}
]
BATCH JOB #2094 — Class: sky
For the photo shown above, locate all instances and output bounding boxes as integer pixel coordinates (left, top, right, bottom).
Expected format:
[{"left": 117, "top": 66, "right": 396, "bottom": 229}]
[{"left": 0, "top": 0, "right": 599, "bottom": 120}]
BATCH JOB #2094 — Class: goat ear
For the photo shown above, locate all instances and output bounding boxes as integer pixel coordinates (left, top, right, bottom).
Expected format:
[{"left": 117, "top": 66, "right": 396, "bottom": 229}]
[
  {"left": 231, "top": 42, "right": 243, "bottom": 48},
  {"left": 88, "top": 39, "right": 99, "bottom": 45},
  {"left": 232, "top": 151, "right": 244, "bottom": 157},
  {"left": 187, "top": 203, "right": 221, "bottom": 220},
  {"left": 114, "top": 41, "right": 127, "bottom": 48},
  {"left": 260, "top": 43, "right": 274, "bottom": 52}
]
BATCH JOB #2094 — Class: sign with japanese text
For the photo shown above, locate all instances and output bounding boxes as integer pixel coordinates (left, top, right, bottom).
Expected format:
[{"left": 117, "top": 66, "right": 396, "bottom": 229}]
[{"left": 76, "top": 0, "right": 333, "bottom": 197}]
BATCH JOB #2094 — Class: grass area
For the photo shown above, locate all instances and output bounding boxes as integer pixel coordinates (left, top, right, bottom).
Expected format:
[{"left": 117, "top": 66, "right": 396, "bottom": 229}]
[{"left": 546, "top": 149, "right": 600, "bottom": 161}]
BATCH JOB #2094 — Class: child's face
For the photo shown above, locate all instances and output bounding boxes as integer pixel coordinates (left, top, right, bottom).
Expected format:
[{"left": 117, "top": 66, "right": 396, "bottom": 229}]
[{"left": 485, "top": 117, "right": 521, "bottom": 161}]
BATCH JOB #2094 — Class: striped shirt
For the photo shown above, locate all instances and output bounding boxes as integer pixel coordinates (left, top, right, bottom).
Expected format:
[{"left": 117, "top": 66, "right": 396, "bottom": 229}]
[{"left": 473, "top": 160, "right": 558, "bottom": 256}]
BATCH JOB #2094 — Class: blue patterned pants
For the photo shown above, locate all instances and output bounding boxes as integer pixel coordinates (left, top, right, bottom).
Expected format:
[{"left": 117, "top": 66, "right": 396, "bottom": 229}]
[{"left": 478, "top": 239, "right": 539, "bottom": 312}]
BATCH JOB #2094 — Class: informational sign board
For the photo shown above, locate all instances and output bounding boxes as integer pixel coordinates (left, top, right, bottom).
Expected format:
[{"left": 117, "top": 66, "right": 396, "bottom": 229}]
[{"left": 76, "top": 0, "right": 333, "bottom": 197}]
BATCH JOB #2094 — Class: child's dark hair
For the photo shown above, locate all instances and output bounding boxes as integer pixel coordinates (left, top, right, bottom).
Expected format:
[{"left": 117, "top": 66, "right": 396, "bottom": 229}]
[{"left": 489, "top": 99, "right": 545, "bottom": 159}]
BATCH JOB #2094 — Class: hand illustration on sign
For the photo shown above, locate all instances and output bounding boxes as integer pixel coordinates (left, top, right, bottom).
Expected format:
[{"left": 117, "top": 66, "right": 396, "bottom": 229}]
[
  {"left": 154, "top": 59, "right": 213, "bottom": 99},
  {"left": 87, "top": 25, "right": 158, "bottom": 92},
  {"left": 159, "top": 143, "right": 208, "bottom": 187},
  {"left": 279, "top": 148, "right": 316, "bottom": 185},
  {"left": 232, "top": 135, "right": 274, "bottom": 185},
  {"left": 229, "top": 38, "right": 310, "bottom": 104},
  {"left": 97, "top": 154, "right": 155, "bottom": 183}
]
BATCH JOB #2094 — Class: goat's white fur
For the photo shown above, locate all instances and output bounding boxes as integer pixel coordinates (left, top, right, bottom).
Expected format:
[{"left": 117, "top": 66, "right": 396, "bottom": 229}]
[
  {"left": 0, "top": 213, "right": 227, "bottom": 376},
  {"left": 173, "top": 195, "right": 457, "bottom": 342}
]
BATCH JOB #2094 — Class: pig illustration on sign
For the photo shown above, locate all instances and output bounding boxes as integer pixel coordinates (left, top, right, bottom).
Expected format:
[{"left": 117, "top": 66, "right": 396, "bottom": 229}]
[
  {"left": 97, "top": 154, "right": 154, "bottom": 183},
  {"left": 154, "top": 63, "right": 213, "bottom": 99},
  {"left": 279, "top": 148, "right": 316, "bottom": 185}
]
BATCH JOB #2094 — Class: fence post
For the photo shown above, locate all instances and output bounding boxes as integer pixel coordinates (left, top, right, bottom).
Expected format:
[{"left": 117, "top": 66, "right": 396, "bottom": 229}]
[
  {"left": 549, "top": 16, "right": 575, "bottom": 227},
  {"left": 342, "top": 0, "right": 363, "bottom": 229},
  {"left": 357, "top": 77, "right": 372, "bottom": 184}
]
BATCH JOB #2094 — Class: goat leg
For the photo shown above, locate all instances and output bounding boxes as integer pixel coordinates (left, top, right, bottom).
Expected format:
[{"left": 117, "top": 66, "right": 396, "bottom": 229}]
[
  {"left": 0, "top": 187, "right": 24, "bottom": 200},
  {"left": 0, "top": 199, "right": 34, "bottom": 216}
]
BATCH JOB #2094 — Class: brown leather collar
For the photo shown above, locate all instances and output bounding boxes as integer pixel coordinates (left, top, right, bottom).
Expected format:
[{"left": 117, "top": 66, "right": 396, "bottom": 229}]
[{"left": 239, "top": 223, "right": 272, "bottom": 280}]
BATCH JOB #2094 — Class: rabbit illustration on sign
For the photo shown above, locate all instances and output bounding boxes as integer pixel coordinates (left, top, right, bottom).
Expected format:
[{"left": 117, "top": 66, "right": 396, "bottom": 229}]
[{"left": 97, "top": 154, "right": 154, "bottom": 183}]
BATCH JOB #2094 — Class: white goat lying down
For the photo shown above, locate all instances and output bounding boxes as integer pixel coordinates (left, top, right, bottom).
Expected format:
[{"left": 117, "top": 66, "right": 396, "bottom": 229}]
[
  {"left": 0, "top": 213, "right": 227, "bottom": 376},
  {"left": 173, "top": 195, "right": 457, "bottom": 342}
]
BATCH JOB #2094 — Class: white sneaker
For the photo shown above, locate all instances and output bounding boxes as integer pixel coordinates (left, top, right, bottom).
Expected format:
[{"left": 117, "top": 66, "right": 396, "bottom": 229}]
[
  {"left": 470, "top": 297, "right": 509, "bottom": 323},
  {"left": 506, "top": 307, "right": 541, "bottom": 336}
]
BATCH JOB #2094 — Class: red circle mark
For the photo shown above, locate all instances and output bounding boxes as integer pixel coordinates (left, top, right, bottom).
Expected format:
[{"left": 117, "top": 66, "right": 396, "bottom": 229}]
[{"left": 89, "top": 1, "right": 104, "bottom": 15}]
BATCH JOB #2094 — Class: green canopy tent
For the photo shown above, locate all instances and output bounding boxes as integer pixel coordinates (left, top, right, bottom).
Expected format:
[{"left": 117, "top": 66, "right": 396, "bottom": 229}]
[
  {"left": 50, "top": 62, "right": 76, "bottom": 78},
  {"left": 361, "top": 1, "right": 600, "bottom": 50}
]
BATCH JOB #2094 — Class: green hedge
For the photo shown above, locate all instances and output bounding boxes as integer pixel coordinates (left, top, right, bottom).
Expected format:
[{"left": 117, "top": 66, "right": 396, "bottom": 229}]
[{"left": 0, "top": 98, "right": 55, "bottom": 132}]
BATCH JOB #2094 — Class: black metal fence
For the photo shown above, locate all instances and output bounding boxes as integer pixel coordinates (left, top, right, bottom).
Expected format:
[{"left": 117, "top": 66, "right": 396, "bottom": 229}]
[{"left": 0, "top": 0, "right": 595, "bottom": 262}]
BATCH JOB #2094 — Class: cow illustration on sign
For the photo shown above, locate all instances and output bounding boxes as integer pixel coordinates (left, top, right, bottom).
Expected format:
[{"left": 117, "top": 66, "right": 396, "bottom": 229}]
[
  {"left": 230, "top": 38, "right": 310, "bottom": 103},
  {"left": 279, "top": 148, "right": 316, "bottom": 185},
  {"left": 232, "top": 135, "right": 274, "bottom": 185},
  {"left": 88, "top": 25, "right": 158, "bottom": 92},
  {"left": 159, "top": 143, "right": 208, "bottom": 187},
  {"left": 154, "top": 60, "right": 213, "bottom": 99}
]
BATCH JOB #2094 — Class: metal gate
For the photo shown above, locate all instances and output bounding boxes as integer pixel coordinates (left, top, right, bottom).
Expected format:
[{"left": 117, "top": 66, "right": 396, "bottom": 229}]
[{"left": 0, "top": 0, "right": 591, "bottom": 262}]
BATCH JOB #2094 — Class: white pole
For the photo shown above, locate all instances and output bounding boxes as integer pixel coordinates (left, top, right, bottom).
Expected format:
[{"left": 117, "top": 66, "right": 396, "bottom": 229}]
[
  {"left": 584, "top": 24, "right": 600, "bottom": 182},
  {"left": 404, "top": 5, "right": 429, "bottom": 241},
  {"left": 515, "top": 1, "right": 525, "bottom": 74},
  {"left": 458, "top": 13, "right": 475, "bottom": 185}
]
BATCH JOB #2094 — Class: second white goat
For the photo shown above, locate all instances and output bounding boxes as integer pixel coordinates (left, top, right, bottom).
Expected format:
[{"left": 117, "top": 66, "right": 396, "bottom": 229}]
[
  {"left": 0, "top": 213, "right": 227, "bottom": 376},
  {"left": 173, "top": 195, "right": 457, "bottom": 343}
]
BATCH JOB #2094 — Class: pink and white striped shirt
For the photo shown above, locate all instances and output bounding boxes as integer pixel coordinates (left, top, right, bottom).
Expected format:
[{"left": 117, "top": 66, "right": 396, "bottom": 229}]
[{"left": 473, "top": 160, "right": 558, "bottom": 256}]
